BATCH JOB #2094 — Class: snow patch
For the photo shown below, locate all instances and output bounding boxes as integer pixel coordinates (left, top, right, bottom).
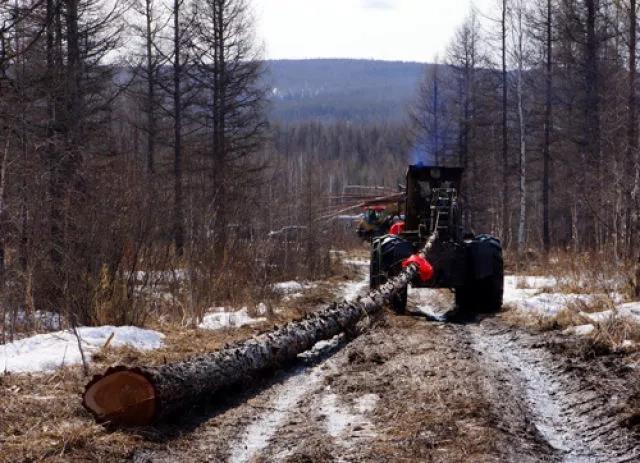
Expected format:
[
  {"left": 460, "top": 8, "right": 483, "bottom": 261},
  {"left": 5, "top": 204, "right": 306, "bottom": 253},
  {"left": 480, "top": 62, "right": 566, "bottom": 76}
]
[
  {"left": 229, "top": 361, "right": 327, "bottom": 463},
  {"left": 513, "top": 275, "right": 558, "bottom": 289},
  {"left": 578, "top": 303, "right": 640, "bottom": 325},
  {"left": 131, "top": 269, "right": 188, "bottom": 284},
  {"left": 409, "top": 287, "right": 448, "bottom": 318},
  {"left": 199, "top": 307, "right": 266, "bottom": 331},
  {"left": 504, "top": 276, "right": 619, "bottom": 317},
  {"left": 343, "top": 259, "right": 369, "bottom": 267},
  {"left": 354, "top": 393, "right": 379, "bottom": 414},
  {"left": 319, "top": 390, "right": 379, "bottom": 446},
  {"left": 273, "top": 281, "right": 317, "bottom": 294},
  {"left": 616, "top": 302, "right": 640, "bottom": 323},
  {"left": 321, "top": 392, "right": 354, "bottom": 438},
  {"left": 0, "top": 326, "right": 164, "bottom": 374},
  {"left": 563, "top": 324, "right": 595, "bottom": 336},
  {"left": 341, "top": 278, "right": 369, "bottom": 302},
  {"left": 2, "top": 310, "right": 64, "bottom": 331}
]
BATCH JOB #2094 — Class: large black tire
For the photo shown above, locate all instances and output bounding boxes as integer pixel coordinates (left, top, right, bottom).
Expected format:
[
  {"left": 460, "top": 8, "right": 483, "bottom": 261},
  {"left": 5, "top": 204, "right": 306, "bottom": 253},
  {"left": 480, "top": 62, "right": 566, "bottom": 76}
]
[
  {"left": 370, "top": 239, "right": 409, "bottom": 314},
  {"left": 452, "top": 236, "right": 504, "bottom": 321},
  {"left": 370, "top": 244, "right": 385, "bottom": 290}
]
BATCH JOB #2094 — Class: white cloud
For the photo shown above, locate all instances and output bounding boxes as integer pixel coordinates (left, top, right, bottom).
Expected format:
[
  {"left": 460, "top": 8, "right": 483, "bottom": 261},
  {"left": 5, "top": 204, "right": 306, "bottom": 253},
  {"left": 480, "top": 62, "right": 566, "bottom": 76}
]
[
  {"left": 362, "top": 0, "right": 395, "bottom": 9},
  {"left": 252, "top": 0, "right": 498, "bottom": 62}
]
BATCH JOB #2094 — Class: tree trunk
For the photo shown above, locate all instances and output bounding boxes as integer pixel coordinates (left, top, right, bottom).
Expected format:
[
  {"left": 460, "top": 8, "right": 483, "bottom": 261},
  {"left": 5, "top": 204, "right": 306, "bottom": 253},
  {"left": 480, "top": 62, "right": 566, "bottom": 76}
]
[
  {"left": 543, "top": 0, "right": 552, "bottom": 253},
  {"left": 584, "top": 0, "right": 601, "bottom": 244},
  {"left": 173, "top": 0, "right": 184, "bottom": 256},
  {"left": 145, "top": 0, "right": 156, "bottom": 174},
  {"left": 516, "top": 2, "right": 527, "bottom": 256},
  {"left": 629, "top": 0, "right": 639, "bottom": 259},
  {"left": 83, "top": 235, "right": 437, "bottom": 426},
  {"left": 213, "top": 0, "right": 228, "bottom": 261},
  {"left": 433, "top": 63, "right": 440, "bottom": 165},
  {"left": 0, "top": 141, "right": 8, "bottom": 289},
  {"left": 502, "top": 0, "right": 509, "bottom": 247}
]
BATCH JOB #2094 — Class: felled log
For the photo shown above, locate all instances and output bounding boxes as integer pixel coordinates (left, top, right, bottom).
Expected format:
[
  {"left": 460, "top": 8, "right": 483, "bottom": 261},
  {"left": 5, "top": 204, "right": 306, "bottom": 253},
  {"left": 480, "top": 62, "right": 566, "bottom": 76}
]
[{"left": 82, "top": 235, "right": 436, "bottom": 426}]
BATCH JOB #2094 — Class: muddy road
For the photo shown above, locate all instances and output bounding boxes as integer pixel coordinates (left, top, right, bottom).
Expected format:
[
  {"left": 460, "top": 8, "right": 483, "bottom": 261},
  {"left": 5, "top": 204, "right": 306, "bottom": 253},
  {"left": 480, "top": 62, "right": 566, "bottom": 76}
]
[{"left": 133, "top": 269, "right": 640, "bottom": 463}]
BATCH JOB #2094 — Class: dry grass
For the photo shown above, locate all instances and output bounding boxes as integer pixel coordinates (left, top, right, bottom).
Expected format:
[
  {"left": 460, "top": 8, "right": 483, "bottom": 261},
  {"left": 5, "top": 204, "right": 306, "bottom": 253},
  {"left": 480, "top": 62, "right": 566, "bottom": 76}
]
[
  {"left": 0, "top": 253, "right": 360, "bottom": 463},
  {"left": 508, "top": 250, "right": 637, "bottom": 300},
  {"left": 0, "top": 366, "right": 142, "bottom": 463},
  {"left": 577, "top": 316, "right": 640, "bottom": 358},
  {"left": 337, "top": 317, "right": 505, "bottom": 462},
  {"left": 0, "top": 320, "right": 301, "bottom": 463},
  {"left": 501, "top": 302, "right": 640, "bottom": 358}
]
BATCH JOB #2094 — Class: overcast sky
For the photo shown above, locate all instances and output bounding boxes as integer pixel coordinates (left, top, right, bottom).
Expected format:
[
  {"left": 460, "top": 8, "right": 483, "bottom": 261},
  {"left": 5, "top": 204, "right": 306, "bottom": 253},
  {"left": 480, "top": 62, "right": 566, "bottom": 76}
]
[{"left": 252, "top": 0, "right": 498, "bottom": 62}]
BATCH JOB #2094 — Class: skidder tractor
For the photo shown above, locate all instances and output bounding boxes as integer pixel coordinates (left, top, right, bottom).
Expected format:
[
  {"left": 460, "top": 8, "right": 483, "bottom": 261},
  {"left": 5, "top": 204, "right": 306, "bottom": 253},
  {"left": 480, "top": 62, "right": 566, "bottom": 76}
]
[{"left": 370, "top": 165, "right": 504, "bottom": 320}]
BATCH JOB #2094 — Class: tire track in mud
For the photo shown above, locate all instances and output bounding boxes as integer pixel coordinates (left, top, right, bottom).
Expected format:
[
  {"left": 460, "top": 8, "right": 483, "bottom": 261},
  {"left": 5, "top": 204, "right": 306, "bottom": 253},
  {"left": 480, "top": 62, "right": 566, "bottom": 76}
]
[
  {"left": 469, "top": 320, "right": 640, "bottom": 462},
  {"left": 228, "top": 352, "right": 333, "bottom": 463}
]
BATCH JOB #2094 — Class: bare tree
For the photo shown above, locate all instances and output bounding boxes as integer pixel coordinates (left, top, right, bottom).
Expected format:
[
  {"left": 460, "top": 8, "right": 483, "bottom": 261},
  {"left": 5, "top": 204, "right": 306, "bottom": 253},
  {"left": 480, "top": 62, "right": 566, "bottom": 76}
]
[
  {"left": 543, "top": 0, "right": 554, "bottom": 253},
  {"left": 130, "top": 0, "right": 164, "bottom": 174},
  {"left": 191, "top": 0, "right": 268, "bottom": 262},
  {"left": 501, "top": 0, "right": 510, "bottom": 247},
  {"left": 511, "top": 0, "right": 528, "bottom": 255}
]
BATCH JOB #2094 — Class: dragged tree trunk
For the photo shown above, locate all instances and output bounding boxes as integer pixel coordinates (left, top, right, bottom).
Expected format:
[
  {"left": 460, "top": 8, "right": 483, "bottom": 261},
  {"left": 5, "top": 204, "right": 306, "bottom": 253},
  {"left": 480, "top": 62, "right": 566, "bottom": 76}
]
[{"left": 83, "top": 235, "right": 437, "bottom": 426}]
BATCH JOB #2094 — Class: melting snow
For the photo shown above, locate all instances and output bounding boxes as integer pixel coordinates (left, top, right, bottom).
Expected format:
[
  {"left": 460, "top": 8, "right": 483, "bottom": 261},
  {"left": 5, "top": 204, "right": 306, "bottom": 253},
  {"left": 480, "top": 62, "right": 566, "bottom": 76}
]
[
  {"left": 321, "top": 392, "right": 353, "bottom": 437},
  {"left": 198, "top": 307, "right": 267, "bottom": 330},
  {"left": 506, "top": 276, "right": 640, "bottom": 341},
  {"left": 354, "top": 393, "right": 379, "bottom": 414},
  {"left": 229, "top": 362, "right": 328, "bottom": 463},
  {"left": 319, "top": 389, "right": 379, "bottom": 446},
  {"left": 343, "top": 259, "right": 369, "bottom": 267},
  {"left": 579, "top": 303, "right": 640, "bottom": 325},
  {"left": 512, "top": 275, "right": 558, "bottom": 289},
  {"left": 2, "top": 310, "right": 64, "bottom": 331},
  {"left": 273, "top": 281, "right": 317, "bottom": 294},
  {"left": 340, "top": 278, "right": 369, "bottom": 302},
  {"left": 0, "top": 326, "right": 164, "bottom": 374},
  {"left": 503, "top": 276, "right": 622, "bottom": 316},
  {"left": 616, "top": 302, "right": 640, "bottom": 322},
  {"left": 563, "top": 324, "right": 596, "bottom": 336}
]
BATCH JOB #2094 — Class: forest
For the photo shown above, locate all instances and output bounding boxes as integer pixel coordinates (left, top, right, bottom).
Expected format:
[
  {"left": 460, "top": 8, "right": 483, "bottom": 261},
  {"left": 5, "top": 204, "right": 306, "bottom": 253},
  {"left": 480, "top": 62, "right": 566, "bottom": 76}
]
[{"left": 1, "top": 0, "right": 640, "bottom": 337}]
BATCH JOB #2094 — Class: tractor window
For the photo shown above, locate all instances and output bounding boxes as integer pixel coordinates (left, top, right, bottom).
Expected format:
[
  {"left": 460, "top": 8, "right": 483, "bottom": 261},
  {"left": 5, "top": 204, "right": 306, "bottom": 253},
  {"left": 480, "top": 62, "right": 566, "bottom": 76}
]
[{"left": 418, "top": 181, "right": 431, "bottom": 199}]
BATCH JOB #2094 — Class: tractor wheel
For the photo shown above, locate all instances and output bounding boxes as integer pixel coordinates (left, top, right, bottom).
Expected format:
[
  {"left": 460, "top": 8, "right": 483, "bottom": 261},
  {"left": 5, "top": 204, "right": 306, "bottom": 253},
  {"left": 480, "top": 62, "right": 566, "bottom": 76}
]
[
  {"left": 478, "top": 262, "right": 504, "bottom": 313},
  {"left": 370, "top": 244, "right": 385, "bottom": 290},
  {"left": 452, "top": 238, "right": 504, "bottom": 322},
  {"left": 370, "top": 243, "right": 408, "bottom": 314}
]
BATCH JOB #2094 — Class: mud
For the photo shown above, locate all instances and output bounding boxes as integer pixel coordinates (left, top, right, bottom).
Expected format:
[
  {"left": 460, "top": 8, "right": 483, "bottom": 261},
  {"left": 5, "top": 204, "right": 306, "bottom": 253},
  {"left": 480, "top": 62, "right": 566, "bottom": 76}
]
[{"left": 134, "top": 285, "right": 640, "bottom": 462}]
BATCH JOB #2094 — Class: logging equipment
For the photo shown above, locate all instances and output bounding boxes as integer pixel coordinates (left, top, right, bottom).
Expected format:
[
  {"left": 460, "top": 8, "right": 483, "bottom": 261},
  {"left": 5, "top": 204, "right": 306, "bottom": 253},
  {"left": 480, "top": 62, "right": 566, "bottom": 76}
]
[{"left": 369, "top": 164, "right": 504, "bottom": 318}]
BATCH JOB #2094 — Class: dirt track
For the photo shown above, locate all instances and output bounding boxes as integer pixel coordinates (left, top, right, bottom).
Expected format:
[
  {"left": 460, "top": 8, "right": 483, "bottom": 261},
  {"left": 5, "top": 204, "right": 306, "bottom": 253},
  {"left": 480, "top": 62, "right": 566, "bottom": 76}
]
[{"left": 132, "top": 278, "right": 640, "bottom": 462}]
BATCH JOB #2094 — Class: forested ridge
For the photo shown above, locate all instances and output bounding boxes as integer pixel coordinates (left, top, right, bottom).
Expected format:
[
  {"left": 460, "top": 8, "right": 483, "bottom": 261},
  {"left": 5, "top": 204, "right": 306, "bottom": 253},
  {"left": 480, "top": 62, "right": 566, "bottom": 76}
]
[{"left": 1, "top": 0, "right": 640, "bottom": 335}]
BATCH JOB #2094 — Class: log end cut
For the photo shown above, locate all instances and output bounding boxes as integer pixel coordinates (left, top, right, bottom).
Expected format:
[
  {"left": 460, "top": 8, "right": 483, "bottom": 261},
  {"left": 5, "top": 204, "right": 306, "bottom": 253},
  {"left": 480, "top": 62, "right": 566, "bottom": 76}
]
[{"left": 82, "top": 367, "right": 157, "bottom": 426}]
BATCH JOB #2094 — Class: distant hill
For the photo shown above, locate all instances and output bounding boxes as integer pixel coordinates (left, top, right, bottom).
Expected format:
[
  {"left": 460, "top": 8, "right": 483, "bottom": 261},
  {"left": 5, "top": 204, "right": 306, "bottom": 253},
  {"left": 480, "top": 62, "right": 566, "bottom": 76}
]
[{"left": 264, "top": 59, "right": 429, "bottom": 124}]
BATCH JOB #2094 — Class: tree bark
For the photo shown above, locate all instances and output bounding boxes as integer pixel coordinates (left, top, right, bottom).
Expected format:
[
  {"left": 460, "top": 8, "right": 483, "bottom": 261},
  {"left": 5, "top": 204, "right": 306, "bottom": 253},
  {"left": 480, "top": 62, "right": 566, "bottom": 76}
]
[
  {"left": 433, "top": 63, "right": 440, "bottom": 165},
  {"left": 173, "top": 0, "right": 185, "bottom": 256},
  {"left": 584, "top": 0, "right": 601, "bottom": 248},
  {"left": 0, "top": 141, "right": 8, "bottom": 289},
  {"left": 515, "top": 1, "right": 527, "bottom": 256},
  {"left": 145, "top": 0, "right": 156, "bottom": 175},
  {"left": 543, "top": 0, "right": 552, "bottom": 253},
  {"left": 502, "top": 0, "right": 509, "bottom": 247}
]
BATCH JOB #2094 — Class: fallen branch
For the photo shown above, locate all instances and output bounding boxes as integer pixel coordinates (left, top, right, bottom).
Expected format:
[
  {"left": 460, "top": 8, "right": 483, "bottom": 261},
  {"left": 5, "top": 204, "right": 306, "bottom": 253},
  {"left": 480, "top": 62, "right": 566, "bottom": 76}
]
[{"left": 82, "top": 234, "right": 436, "bottom": 426}]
